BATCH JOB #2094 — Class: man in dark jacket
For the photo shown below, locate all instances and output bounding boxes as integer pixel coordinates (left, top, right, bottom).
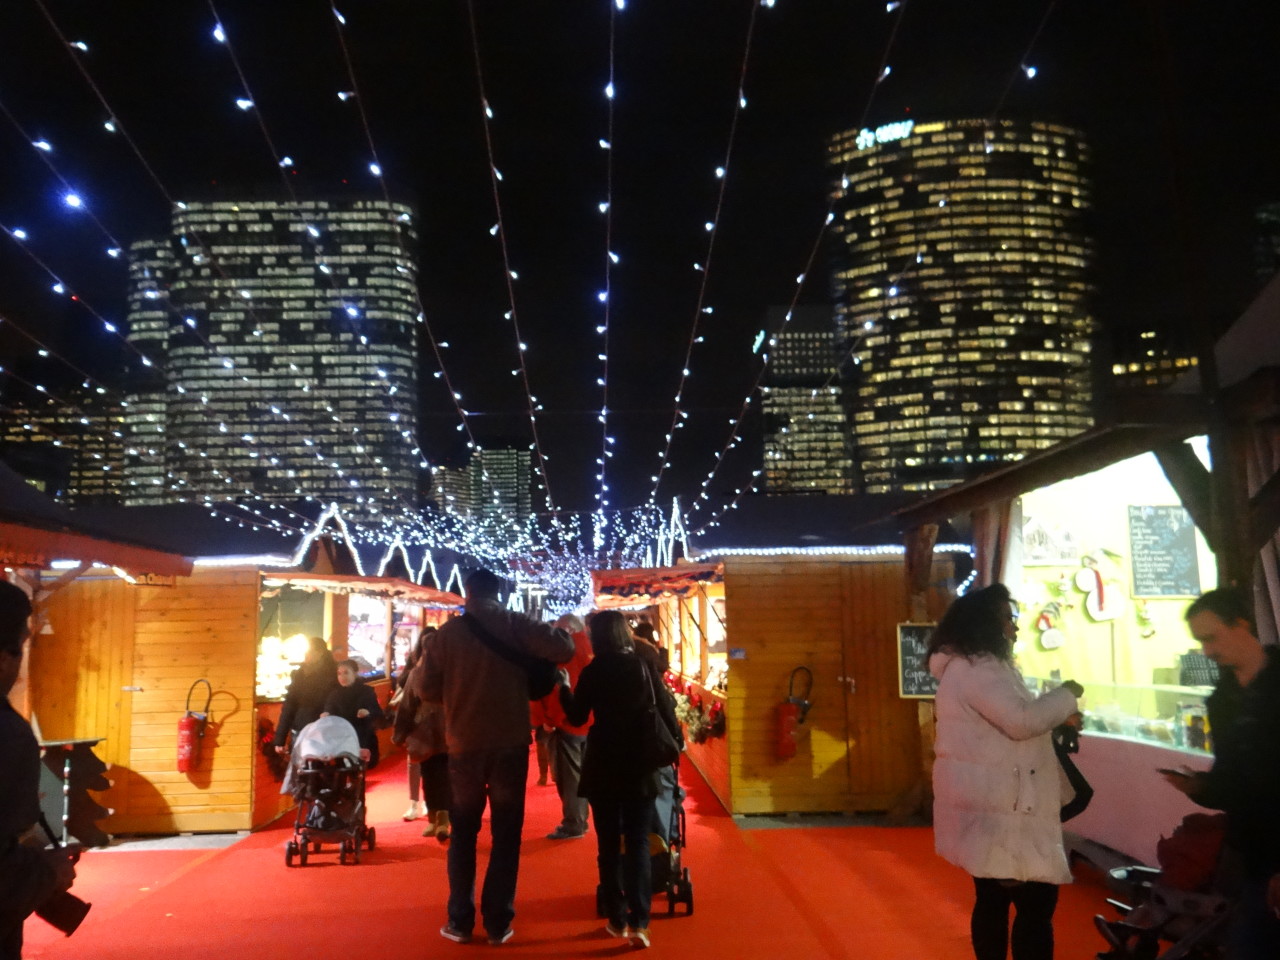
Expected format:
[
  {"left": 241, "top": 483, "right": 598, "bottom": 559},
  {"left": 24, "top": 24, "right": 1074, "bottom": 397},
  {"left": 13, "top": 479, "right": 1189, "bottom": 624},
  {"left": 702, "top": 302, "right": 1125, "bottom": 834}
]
[
  {"left": 420, "top": 570, "right": 573, "bottom": 946},
  {"left": 1161, "top": 588, "right": 1280, "bottom": 958},
  {"left": 1, "top": 581, "right": 77, "bottom": 960},
  {"left": 272, "top": 637, "right": 338, "bottom": 755}
]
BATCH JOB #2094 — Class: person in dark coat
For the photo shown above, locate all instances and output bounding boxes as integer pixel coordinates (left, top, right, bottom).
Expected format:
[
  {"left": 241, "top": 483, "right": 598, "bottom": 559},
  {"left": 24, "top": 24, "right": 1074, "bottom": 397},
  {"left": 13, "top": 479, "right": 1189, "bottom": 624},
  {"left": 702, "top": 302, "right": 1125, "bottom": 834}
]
[
  {"left": 272, "top": 637, "right": 339, "bottom": 755},
  {"left": 558, "top": 610, "right": 681, "bottom": 950},
  {"left": 1162, "top": 588, "right": 1280, "bottom": 959},
  {"left": 322, "top": 659, "right": 385, "bottom": 767}
]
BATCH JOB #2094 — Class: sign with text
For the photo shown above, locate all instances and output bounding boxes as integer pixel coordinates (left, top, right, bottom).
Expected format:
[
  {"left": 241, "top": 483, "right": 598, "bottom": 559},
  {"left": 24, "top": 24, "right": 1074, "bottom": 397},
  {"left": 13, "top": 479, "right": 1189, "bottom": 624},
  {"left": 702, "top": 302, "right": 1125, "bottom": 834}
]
[
  {"left": 897, "top": 622, "right": 938, "bottom": 699},
  {"left": 1128, "top": 505, "right": 1201, "bottom": 598}
]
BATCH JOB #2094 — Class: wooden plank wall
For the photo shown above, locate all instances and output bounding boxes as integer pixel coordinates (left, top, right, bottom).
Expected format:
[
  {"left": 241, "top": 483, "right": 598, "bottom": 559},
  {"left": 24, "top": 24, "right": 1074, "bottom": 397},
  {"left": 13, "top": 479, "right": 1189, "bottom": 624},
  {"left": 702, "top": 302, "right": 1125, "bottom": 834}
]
[
  {"left": 31, "top": 576, "right": 136, "bottom": 778},
  {"left": 118, "top": 567, "right": 260, "bottom": 833},
  {"left": 720, "top": 555, "right": 952, "bottom": 816}
]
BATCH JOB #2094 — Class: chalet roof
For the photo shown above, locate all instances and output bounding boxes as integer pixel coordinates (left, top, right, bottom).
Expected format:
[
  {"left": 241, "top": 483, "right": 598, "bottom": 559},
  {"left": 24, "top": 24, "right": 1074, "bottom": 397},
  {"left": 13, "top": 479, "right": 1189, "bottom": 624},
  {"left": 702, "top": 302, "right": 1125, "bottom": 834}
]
[
  {"left": 0, "top": 463, "right": 192, "bottom": 576},
  {"left": 686, "top": 493, "right": 964, "bottom": 558}
]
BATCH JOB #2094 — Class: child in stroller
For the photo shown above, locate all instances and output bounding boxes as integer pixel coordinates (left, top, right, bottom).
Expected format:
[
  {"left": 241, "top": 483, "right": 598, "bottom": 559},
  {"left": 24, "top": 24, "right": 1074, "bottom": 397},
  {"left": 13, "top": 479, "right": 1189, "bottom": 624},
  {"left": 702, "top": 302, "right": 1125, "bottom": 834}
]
[
  {"left": 1094, "top": 813, "right": 1230, "bottom": 959},
  {"left": 281, "top": 715, "right": 375, "bottom": 866}
]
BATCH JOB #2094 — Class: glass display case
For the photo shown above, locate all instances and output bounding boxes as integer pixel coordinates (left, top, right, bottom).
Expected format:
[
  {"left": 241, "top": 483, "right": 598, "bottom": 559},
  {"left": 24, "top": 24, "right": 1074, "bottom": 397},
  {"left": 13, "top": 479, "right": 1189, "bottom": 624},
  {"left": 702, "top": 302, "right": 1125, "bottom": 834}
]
[{"left": 1027, "top": 677, "right": 1213, "bottom": 754}]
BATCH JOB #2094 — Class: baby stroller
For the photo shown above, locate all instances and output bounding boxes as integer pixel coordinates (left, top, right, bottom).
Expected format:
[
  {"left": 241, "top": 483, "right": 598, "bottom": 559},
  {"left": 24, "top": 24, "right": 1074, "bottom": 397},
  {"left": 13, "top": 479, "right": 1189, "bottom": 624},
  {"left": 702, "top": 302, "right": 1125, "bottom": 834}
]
[
  {"left": 596, "top": 758, "right": 694, "bottom": 917},
  {"left": 282, "top": 716, "right": 376, "bottom": 866},
  {"left": 651, "top": 759, "right": 694, "bottom": 915},
  {"left": 1094, "top": 813, "right": 1231, "bottom": 959}
]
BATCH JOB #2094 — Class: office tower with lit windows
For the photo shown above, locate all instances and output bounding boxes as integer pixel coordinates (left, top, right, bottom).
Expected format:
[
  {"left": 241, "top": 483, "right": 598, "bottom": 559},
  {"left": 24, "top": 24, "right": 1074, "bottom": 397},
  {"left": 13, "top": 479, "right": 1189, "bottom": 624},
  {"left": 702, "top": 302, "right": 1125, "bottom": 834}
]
[
  {"left": 1110, "top": 325, "right": 1199, "bottom": 394},
  {"left": 0, "top": 390, "right": 125, "bottom": 505},
  {"left": 431, "top": 448, "right": 533, "bottom": 522},
  {"left": 120, "top": 197, "right": 421, "bottom": 509},
  {"left": 828, "top": 117, "right": 1096, "bottom": 494},
  {"left": 759, "top": 305, "right": 855, "bottom": 495}
]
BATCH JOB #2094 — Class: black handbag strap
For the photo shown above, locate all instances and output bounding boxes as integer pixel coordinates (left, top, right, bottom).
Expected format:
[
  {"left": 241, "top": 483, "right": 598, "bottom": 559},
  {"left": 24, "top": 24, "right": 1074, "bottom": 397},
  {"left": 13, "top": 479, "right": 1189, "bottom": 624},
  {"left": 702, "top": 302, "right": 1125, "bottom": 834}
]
[{"left": 462, "top": 613, "right": 533, "bottom": 670}]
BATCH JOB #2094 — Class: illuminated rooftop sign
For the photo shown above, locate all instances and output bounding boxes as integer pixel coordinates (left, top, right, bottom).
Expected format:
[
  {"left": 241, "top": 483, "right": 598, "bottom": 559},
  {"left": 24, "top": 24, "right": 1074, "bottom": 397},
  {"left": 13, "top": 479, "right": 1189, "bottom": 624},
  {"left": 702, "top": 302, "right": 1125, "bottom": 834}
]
[{"left": 855, "top": 120, "right": 915, "bottom": 150}]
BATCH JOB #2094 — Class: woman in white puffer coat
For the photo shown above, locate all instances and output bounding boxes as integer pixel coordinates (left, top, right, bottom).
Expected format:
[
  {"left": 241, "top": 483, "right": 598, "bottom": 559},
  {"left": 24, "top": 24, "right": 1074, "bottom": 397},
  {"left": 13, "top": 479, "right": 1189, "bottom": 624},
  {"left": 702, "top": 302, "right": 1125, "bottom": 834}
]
[{"left": 928, "top": 583, "right": 1083, "bottom": 960}]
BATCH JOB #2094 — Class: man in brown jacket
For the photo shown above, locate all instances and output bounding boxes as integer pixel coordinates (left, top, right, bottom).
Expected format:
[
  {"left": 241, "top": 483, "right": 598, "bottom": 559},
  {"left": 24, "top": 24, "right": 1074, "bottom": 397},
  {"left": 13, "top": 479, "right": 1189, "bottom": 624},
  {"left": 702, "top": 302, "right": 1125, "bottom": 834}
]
[{"left": 421, "top": 569, "right": 573, "bottom": 946}]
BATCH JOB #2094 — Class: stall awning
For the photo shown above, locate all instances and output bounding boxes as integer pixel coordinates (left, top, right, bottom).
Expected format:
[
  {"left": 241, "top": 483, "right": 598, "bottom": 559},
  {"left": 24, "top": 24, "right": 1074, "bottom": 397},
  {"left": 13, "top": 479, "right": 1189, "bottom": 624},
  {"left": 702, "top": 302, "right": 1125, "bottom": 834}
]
[
  {"left": 261, "top": 572, "right": 464, "bottom": 608},
  {"left": 0, "top": 521, "right": 194, "bottom": 578},
  {"left": 592, "top": 563, "right": 723, "bottom": 606}
]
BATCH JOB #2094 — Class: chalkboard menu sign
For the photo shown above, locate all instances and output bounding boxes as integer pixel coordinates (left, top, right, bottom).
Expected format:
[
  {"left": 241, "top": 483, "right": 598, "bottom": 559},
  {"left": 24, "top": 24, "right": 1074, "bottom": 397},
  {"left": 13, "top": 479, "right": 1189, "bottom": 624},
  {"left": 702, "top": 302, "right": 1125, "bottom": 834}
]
[
  {"left": 898, "top": 623, "right": 938, "bottom": 699},
  {"left": 1128, "top": 505, "right": 1201, "bottom": 598}
]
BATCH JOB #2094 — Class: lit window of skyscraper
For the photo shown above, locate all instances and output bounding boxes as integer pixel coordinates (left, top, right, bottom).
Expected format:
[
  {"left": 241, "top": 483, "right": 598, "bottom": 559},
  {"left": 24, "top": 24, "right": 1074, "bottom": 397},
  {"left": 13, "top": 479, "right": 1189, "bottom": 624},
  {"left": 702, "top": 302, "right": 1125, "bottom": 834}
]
[
  {"left": 120, "top": 197, "right": 420, "bottom": 509},
  {"left": 828, "top": 118, "right": 1096, "bottom": 494}
]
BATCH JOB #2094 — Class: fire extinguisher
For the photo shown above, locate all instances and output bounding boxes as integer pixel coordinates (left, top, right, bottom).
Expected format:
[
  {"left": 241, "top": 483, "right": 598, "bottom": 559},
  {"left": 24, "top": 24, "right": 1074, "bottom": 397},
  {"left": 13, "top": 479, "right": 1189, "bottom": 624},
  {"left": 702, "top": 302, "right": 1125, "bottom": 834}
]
[
  {"left": 775, "top": 666, "right": 813, "bottom": 760},
  {"left": 177, "top": 679, "right": 213, "bottom": 774}
]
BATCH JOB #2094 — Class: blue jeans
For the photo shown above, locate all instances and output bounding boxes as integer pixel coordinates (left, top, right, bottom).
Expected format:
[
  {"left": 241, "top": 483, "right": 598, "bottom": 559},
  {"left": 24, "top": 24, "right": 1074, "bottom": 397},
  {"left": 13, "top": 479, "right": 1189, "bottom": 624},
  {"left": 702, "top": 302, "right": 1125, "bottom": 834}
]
[
  {"left": 446, "top": 746, "right": 528, "bottom": 937},
  {"left": 590, "top": 793, "right": 654, "bottom": 931}
]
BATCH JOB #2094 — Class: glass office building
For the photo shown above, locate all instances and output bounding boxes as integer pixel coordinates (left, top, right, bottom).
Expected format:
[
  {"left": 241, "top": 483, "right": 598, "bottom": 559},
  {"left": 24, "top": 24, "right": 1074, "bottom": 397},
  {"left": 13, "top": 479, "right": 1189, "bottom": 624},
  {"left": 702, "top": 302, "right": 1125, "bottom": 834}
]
[
  {"left": 828, "top": 118, "right": 1096, "bottom": 494},
  {"left": 121, "top": 197, "right": 421, "bottom": 509},
  {"left": 760, "top": 305, "right": 855, "bottom": 495}
]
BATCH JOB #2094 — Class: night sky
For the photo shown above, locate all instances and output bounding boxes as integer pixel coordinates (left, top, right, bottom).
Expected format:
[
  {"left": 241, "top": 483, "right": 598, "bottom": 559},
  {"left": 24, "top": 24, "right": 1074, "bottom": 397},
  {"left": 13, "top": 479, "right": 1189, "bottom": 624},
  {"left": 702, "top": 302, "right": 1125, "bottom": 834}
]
[{"left": 0, "top": 0, "right": 1276, "bottom": 516}]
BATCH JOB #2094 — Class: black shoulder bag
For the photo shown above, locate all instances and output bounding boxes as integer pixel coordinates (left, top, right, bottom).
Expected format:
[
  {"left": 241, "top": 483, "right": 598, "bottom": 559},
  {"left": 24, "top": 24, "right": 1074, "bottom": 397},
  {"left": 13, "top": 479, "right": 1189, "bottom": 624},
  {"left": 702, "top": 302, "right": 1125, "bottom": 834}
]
[
  {"left": 462, "top": 613, "right": 559, "bottom": 701},
  {"left": 640, "top": 660, "right": 681, "bottom": 770},
  {"left": 1052, "top": 722, "right": 1093, "bottom": 822}
]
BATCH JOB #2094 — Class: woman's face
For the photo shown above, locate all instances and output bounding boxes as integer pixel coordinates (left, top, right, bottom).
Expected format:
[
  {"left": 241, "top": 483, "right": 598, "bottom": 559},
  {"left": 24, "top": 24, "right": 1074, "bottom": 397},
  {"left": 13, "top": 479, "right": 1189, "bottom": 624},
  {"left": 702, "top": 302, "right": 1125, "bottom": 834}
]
[
  {"left": 999, "top": 600, "right": 1019, "bottom": 649},
  {"left": 337, "top": 664, "right": 357, "bottom": 687}
]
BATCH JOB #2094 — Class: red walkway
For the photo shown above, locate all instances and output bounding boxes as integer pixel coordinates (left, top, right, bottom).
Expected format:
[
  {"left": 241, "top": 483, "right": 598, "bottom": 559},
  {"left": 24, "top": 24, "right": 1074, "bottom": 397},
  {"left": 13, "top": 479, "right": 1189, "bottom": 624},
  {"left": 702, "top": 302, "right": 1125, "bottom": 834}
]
[{"left": 26, "top": 749, "right": 1116, "bottom": 958}]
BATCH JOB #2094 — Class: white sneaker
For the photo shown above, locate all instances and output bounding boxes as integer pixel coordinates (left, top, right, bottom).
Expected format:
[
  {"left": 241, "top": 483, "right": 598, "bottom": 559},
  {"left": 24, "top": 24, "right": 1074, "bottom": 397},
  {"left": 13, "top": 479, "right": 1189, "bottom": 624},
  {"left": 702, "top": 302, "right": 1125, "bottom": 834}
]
[{"left": 402, "top": 800, "right": 425, "bottom": 821}]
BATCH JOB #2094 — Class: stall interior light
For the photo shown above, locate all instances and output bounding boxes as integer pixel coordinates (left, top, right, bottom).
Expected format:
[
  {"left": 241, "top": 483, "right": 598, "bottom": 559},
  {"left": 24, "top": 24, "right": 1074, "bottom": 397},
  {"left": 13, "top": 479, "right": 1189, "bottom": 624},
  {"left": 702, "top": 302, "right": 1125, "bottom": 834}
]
[{"left": 688, "top": 543, "right": 974, "bottom": 559}]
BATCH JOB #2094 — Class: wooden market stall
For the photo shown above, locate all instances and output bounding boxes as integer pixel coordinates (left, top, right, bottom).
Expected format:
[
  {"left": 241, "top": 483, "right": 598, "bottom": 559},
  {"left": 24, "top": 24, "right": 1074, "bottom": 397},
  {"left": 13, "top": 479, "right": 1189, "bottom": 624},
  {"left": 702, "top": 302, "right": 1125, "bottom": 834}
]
[
  {"left": 22, "top": 501, "right": 464, "bottom": 836},
  {"left": 596, "top": 496, "right": 965, "bottom": 817},
  {"left": 886, "top": 274, "right": 1280, "bottom": 863}
]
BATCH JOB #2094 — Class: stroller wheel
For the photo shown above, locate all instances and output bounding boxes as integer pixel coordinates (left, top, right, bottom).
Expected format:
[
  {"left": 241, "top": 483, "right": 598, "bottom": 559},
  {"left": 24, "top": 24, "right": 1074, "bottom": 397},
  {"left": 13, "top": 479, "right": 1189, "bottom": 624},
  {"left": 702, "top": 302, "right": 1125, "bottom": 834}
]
[
  {"left": 285, "top": 840, "right": 297, "bottom": 867},
  {"left": 299, "top": 841, "right": 309, "bottom": 866},
  {"left": 353, "top": 838, "right": 361, "bottom": 865},
  {"left": 339, "top": 840, "right": 349, "bottom": 865},
  {"left": 365, "top": 827, "right": 376, "bottom": 851},
  {"left": 312, "top": 842, "right": 321, "bottom": 853}
]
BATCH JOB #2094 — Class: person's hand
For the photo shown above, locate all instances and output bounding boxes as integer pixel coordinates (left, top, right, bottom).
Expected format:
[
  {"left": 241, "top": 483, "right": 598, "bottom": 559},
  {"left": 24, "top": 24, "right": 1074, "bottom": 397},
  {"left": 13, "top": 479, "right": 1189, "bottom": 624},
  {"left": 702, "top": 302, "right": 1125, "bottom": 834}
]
[
  {"left": 542, "top": 723, "right": 555, "bottom": 733},
  {"left": 356, "top": 708, "right": 369, "bottom": 718},
  {"left": 1160, "top": 768, "right": 1203, "bottom": 796},
  {"left": 319, "top": 711, "right": 330, "bottom": 718},
  {"left": 359, "top": 748, "right": 371, "bottom": 762},
  {"left": 45, "top": 849, "right": 76, "bottom": 892},
  {"left": 1061, "top": 679, "right": 1084, "bottom": 698},
  {"left": 1064, "top": 712, "right": 1084, "bottom": 730},
  {"left": 274, "top": 745, "right": 288, "bottom": 756},
  {"left": 1266, "top": 873, "right": 1280, "bottom": 916}
]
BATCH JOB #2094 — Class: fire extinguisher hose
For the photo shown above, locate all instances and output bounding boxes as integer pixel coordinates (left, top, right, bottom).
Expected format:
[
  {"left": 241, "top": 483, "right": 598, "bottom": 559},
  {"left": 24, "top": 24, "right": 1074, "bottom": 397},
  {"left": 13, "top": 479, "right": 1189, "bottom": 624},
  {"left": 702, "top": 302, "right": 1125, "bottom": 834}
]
[{"left": 186, "top": 679, "right": 213, "bottom": 734}]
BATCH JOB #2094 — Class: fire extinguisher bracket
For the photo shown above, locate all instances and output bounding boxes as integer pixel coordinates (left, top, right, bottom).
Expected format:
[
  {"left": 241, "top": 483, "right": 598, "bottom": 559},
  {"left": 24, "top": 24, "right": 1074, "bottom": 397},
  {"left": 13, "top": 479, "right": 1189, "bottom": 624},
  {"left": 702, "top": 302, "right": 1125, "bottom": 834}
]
[
  {"left": 774, "top": 666, "right": 814, "bottom": 761},
  {"left": 177, "top": 679, "right": 213, "bottom": 773},
  {"left": 787, "top": 666, "right": 813, "bottom": 723}
]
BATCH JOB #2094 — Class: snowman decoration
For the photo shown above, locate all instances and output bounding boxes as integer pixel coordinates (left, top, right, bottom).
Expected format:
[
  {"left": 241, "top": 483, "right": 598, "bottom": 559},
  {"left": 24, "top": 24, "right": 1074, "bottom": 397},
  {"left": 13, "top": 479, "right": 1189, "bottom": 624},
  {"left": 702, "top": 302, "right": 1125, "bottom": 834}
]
[{"left": 1075, "top": 553, "right": 1124, "bottom": 622}]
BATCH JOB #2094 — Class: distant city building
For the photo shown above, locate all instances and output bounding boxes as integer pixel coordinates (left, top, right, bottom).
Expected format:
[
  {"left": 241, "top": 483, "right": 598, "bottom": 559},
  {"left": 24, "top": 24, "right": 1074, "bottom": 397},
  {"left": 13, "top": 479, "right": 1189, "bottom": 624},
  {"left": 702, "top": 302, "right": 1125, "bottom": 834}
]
[
  {"left": 1110, "top": 325, "right": 1199, "bottom": 393},
  {"left": 0, "top": 390, "right": 125, "bottom": 505},
  {"left": 1254, "top": 201, "right": 1280, "bottom": 280},
  {"left": 120, "top": 197, "right": 421, "bottom": 509},
  {"left": 431, "top": 447, "right": 533, "bottom": 522},
  {"left": 828, "top": 117, "right": 1096, "bottom": 495},
  {"left": 759, "top": 305, "right": 855, "bottom": 495}
]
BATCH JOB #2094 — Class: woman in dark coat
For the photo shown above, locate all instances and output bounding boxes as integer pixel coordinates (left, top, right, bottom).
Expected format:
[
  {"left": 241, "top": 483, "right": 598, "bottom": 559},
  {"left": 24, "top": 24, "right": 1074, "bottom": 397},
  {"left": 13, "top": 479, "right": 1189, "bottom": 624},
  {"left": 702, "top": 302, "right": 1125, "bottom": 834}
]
[
  {"left": 322, "top": 658, "right": 385, "bottom": 767},
  {"left": 558, "top": 610, "right": 681, "bottom": 950},
  {"left": 272, "top": 636, "right": 339, "bottom": 754}
]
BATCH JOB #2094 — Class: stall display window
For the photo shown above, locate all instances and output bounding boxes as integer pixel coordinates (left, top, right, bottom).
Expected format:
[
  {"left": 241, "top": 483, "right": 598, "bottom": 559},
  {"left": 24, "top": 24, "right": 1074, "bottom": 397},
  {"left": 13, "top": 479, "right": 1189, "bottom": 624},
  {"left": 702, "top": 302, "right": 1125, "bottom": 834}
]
[
  {"left": 1027, "top": 676, "right": 1212, "bottom": 754},
  {"left": 678, "top": 596, "right": 702, "bottom": 684},
  {"left": 257, "top": 584, "right": 325, "bottom": 699},
  {"left": 348, "top": 594, "right": 389, "bottom": 674},
  {"left": 704, "top": 595, "right": 727, "bottom": 693}
]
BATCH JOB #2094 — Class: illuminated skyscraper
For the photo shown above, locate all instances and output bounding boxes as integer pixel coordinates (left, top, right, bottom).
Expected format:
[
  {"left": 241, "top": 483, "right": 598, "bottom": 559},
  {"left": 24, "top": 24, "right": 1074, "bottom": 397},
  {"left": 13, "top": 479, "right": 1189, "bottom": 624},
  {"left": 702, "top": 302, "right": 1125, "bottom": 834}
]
[
  {"left": 828, "top": 118, "right": 1096, "bottom": 494},
  {"left": 0, "top": 389, "right": 125, "bottom": 505},
  {"left": 760, "top": 305, "right": 855, "bottom": 494},
  {"left": 432, "top": 448, "right": 533, "bottom": 521},
  {"left": 120, "top": 197, "right": 421, "bottom": 509}
]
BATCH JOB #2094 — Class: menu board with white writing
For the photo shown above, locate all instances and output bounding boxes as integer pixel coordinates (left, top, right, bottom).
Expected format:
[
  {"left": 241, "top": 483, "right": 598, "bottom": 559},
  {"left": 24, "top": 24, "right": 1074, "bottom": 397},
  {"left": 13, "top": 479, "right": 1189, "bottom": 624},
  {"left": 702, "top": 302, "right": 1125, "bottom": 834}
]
[
  {"left": 1127, "top": 505, "right": 1201, "bottom": 598},
  {"left": 897, "top": 623, "right": 938, "bottom": 699}
]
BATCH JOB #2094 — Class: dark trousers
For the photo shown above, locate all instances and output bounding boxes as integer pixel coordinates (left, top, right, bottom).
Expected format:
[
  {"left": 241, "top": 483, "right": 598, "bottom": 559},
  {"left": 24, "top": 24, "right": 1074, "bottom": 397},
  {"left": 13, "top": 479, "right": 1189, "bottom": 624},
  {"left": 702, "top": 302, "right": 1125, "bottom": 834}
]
[
  {"left": 590, "top": 793, "right": 654, "bottom": 931},
  {"left": 1230, "top": 874, "right": 1280, "bottom": 960},
  {"left": 446, "top": 746, "right": 528, "bottom": 938},
  {"left": 971, "top": 877, "right": 1058, "bottom": 960},
  {"left": 419, "top": 753, "right": 451, "bottom": 815},
  {"left": 551, "top": 731, "right": 589, "bottom": 833}
]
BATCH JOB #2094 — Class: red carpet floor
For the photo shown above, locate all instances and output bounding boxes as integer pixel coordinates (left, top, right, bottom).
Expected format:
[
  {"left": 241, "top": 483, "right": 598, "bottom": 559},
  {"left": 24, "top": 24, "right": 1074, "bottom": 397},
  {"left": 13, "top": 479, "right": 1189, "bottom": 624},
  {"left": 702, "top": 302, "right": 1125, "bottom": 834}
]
[{"left": 25, "top": 749, "right": 1117, "bottom": 958}]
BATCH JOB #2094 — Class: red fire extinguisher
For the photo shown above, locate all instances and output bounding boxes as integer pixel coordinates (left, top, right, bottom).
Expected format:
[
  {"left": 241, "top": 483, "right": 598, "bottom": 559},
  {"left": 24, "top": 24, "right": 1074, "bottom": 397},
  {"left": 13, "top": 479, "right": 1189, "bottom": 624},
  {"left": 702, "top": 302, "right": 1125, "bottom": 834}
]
[
  {"left": 775, "top": 667, "right": 813, "bottom": 760},
  {"left": 177, "top": 679, "right": 213, "bottom": 773}
]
